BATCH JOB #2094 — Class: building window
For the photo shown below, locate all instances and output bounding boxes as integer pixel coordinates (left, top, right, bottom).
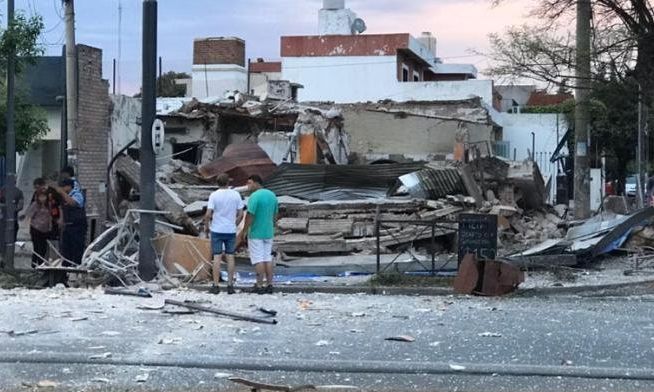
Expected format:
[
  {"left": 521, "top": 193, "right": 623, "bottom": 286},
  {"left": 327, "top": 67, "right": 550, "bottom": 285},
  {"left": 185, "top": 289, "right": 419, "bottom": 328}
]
[
  {"left": 402, "top": 64, "right": 410, "bottom": 82},
  {"left": 413, "top": 70, "right": 421, "bottom": 82}
]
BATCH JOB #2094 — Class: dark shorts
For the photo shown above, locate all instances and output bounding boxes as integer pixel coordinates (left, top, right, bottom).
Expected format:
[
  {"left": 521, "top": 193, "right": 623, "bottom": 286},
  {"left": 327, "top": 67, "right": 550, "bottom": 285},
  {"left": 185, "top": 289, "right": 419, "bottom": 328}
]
[{"left": 211, "top": 232, "right": 236, "bottom": 255}]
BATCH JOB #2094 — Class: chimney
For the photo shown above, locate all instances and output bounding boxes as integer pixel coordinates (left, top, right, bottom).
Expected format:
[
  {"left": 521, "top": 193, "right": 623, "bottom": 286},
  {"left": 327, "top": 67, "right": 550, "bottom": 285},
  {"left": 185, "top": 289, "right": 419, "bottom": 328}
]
[
  {"left": 417, "top": 32, "right": 438, "bottom": 58},
  {"left": 322, "top": 0, "right": 345, "bottom": 10},
  {"left": 193, "top": 37, "right": 245, "bottom": 67}
]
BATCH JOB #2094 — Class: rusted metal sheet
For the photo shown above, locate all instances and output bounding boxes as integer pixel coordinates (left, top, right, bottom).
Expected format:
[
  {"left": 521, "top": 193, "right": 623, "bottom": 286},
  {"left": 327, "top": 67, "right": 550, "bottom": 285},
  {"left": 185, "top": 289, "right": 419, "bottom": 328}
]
[
  {"left": 198, "top": 143, "right": 277, "bottom": 186},
  {"left": 453, "top": 254, "right": 524, "bottom": 296}
]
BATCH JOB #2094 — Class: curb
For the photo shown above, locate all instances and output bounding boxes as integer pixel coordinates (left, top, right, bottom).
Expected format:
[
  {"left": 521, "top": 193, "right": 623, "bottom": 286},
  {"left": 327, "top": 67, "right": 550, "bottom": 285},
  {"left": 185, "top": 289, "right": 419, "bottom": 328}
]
[
  {"left": 2, "top": 352, "right": 654, "bottom": 381},
  {"left": 168, "top": 278, "right": 654, "bottom": 297}
]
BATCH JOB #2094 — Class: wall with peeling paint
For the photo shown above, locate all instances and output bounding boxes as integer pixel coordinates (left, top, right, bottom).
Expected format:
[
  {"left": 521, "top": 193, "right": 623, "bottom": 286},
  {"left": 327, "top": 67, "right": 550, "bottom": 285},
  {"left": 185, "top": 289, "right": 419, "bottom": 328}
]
[{"left": 341, "top": 108, "right": 494, "bottom": 162}]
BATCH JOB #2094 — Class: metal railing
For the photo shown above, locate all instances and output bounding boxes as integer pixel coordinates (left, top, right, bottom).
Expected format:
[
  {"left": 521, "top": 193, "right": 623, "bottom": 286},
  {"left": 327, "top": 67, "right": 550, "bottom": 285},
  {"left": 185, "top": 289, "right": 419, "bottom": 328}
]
[{"left": 374, "top": 214, "right": 458, "bottom": 276}]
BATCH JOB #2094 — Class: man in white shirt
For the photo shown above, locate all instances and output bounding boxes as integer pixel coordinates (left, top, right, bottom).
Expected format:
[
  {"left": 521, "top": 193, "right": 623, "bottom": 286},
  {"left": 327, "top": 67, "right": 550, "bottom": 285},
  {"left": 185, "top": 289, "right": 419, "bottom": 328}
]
[{"left": 203, "top": 174, "right": 244, "bottom": 294}]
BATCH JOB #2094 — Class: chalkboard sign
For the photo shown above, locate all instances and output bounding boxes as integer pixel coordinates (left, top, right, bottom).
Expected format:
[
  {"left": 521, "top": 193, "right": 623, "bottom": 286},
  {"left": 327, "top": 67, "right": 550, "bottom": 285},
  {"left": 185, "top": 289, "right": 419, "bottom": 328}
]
[{"left": 457, "top": 213, "right": 498, "bottom": 264}]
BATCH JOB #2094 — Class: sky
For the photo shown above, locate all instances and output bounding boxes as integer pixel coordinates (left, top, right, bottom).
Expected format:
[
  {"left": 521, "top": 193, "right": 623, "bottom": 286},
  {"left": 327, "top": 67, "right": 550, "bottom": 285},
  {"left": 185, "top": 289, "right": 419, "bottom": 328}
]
[{"left": 15, "top": 0, "right": 536, "bottom": 95}]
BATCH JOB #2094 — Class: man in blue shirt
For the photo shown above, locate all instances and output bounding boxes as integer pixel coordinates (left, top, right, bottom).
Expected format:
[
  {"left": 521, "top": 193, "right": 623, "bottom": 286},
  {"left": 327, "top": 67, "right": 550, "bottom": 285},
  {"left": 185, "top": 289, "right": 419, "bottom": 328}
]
[{"left": 50, "top": 178, "right": 87, "bottom": 266}]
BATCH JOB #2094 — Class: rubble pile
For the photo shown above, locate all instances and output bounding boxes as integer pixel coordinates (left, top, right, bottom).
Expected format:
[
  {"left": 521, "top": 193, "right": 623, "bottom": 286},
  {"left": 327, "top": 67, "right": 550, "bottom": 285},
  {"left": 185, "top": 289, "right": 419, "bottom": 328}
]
[
  {"left": 97, "top": 95, "right": 578, "bottom": 287},
  {"left": 275, "top": 198, "right": 461, "bottom": 256}
]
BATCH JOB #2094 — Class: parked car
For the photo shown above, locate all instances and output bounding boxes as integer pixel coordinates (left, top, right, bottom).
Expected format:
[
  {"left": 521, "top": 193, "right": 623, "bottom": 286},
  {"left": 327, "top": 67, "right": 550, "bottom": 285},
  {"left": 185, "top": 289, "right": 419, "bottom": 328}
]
[{"left": 626, "top": 176, "right": 637, "bottom": 197}]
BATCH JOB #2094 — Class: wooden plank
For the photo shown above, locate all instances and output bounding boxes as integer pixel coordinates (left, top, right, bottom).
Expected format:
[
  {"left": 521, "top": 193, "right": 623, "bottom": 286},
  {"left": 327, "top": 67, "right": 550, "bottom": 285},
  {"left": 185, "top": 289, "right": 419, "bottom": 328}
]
[
  {"left": 459, "top": 164, "right": 484, "bottom": 208},
  {"left": 152, "top": 234, "right": 211, "bottom": 282},
  {"left": 277, "top": 218, "right": 309, "bottom": 233},
  {"left": 308, "top": 219, "right": 354, "bottom": 235}
]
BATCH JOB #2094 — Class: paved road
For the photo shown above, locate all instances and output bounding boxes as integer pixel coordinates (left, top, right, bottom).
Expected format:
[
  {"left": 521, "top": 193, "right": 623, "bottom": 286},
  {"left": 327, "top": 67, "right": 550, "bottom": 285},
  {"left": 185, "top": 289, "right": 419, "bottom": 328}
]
[{"left": 1, "top": 287, "right": 654, "bottom": 391}]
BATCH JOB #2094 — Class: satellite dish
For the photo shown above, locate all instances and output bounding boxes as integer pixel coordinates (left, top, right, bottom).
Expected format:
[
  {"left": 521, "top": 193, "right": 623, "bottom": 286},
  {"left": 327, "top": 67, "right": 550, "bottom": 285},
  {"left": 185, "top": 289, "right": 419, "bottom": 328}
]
[{"left": 351, "top": 18, "right": 367, "bottom": 34}]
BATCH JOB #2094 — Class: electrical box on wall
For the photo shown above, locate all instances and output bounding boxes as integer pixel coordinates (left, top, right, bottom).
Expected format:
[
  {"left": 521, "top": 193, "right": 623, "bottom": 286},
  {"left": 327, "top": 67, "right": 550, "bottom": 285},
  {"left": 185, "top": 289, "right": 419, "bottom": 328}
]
[{"left": 152, "top": 119, "right": 165, "bottom": 154}]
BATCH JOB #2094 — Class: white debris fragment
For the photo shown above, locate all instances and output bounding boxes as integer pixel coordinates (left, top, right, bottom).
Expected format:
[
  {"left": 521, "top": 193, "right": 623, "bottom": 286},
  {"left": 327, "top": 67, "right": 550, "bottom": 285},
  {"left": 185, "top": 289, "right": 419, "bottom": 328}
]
[
  {"left": 89, "top": 352, "right": 112, "bottom": 360},
  {"left": 478, "top": 332, "right": 502, "bottom": 338},
  {"left": 214, "top": 372, "right": 232, "bottom": 379},
  {"left": 449, "top": 364, "right": 466, "bottom": 371},
  {"left": 429, "top": 341, "right": 441, "bottom": 347},
  {"left": 315, "top": 340, "right": 330, "bottom": 346},
  {"left": 135, "top": 373, "right": 149, "bottom": 383},
  {"left": 101, "top": 331, "right": 121, "bottom": 336}
]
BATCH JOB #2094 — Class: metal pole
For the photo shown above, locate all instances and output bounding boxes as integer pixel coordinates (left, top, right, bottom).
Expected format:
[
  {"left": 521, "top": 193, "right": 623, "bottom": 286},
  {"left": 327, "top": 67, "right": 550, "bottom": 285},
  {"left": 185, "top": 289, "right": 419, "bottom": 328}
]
[
  {"left": 246, "top": 58, "right": 251, "bottom": 95},
  {"left": 637, "top": 83, "right": 644, "bottom": 208},
  {"left": 574, "top": 0, "right": 592, "bottom": 219},
  {"left": 531, "top": 132, "right": 535, "bottom": 161},
  {"left": 63, "top": 0, "right": 78, "bottom": 170},
  {"left": 3, "top": 0, "right": 16, "bottom": 272},
  {"left": 158, "top": 56, "right": 162, "bottom": 96},
  {"left": 112, "top": 58, "right": 116, "bottom": 95},
  {"left": 430, "top": 222, "right": 435, "bottom": 276},
  {"left": 56, "top": 96, "right": 67, "bottom": 170},
  {"left": 375, "top": 205, "right": 380, "bottom": 274},
  {"left": 139, "top": 0, "right": 158, "bottom": 280}
]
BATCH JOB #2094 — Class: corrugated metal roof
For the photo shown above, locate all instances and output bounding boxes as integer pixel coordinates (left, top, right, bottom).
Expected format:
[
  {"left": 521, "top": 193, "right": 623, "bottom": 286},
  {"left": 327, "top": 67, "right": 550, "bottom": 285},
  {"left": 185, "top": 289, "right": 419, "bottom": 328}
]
[
  {"left": 265, "top": 163, "right": 425, "bottom": 201},
  {"left": 398, "top": 168, "right": 466, "bottom": 199}
]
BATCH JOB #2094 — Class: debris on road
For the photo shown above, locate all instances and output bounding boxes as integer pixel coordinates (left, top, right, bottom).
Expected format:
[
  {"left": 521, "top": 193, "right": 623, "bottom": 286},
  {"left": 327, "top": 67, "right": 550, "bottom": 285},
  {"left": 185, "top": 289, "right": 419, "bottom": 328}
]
[
  {"left": 104, "top": 287, "right": 152, "bottom": 298},
  {"left": 164, "top": 299, "right": 278, "bottom": 325},
  {"left": 88, "top": 352, "right": 112, "bottom": 360},
  {"left": 478, "top": 332, "right": 502, "bottom": 338},
  {"left": 384, "top": 335, "right": 416, "bottom": 342},
  {"left": 228, "top": 376, "right": 316, "bottom": 392}
]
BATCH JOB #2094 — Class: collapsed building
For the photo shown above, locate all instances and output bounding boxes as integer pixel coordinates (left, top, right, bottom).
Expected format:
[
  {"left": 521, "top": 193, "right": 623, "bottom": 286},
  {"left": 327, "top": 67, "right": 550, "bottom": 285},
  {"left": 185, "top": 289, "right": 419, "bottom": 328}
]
[{"left": 99, "top": 92, "right": 561, "bottom": 286}]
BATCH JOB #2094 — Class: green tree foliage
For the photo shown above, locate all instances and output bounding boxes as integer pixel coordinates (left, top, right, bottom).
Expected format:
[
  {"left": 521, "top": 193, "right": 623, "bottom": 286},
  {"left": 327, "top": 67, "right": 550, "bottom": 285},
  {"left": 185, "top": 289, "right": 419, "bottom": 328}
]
[
  {"left": 0, "top": 12, "right": 48, "bottom": 154},
  {"left": 134, "top": 71, "right": 191, "bottom": 98},
  {"left": 157, "top": 71, "right": 190, "bottom": 97}
]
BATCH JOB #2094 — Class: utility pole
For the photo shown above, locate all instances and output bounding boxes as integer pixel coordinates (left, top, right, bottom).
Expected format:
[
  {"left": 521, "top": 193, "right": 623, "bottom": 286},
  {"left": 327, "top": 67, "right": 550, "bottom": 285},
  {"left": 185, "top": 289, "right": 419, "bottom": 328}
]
[
  {"left": 574, "top": 0, "right": 591, "bottom": 219},
  {"left": 63, "top": 0, "right": 78, "bottom": 170},
  {"left": 3, "top": 0, "right": 16, "bottom": 272},
  {"left": 139, "top": 0, "right": 158, "bottom": 280}
]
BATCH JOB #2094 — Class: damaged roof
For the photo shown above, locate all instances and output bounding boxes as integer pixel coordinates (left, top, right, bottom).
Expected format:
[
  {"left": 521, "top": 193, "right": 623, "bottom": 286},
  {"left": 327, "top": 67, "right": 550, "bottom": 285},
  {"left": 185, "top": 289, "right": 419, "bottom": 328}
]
[
  {"left": 198, "top": 143, "right": 277, "bottom": 186},
  {"left": 265, "top": 163, "right": 425, "bottom": 201}
]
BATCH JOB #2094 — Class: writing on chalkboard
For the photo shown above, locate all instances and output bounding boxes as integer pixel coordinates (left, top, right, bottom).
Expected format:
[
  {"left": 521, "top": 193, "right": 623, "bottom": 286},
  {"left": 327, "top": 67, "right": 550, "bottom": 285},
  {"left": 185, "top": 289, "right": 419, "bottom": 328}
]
[{"left": 457, "top": 213, "right": 498, "bottom": 264}]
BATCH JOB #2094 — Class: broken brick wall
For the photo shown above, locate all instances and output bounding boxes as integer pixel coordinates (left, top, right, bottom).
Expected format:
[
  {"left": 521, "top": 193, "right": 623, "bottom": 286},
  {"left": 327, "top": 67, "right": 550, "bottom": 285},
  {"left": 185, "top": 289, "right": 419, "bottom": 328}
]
[{"left": 77, "top": 44, "right": 110, "bottom": 231}]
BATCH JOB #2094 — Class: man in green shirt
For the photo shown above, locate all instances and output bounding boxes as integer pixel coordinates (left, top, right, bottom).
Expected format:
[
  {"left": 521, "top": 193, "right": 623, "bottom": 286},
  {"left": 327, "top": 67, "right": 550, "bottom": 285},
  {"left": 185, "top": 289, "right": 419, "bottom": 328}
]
[{"left": 238, "top": 174, "right": 278, "bottom": 294}]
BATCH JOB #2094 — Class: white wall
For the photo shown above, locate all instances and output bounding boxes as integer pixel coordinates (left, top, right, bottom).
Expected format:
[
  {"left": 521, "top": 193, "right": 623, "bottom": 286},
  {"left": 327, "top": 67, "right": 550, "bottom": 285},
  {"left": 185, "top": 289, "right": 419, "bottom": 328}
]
[
  {"left": 494, "top": 111, "right": 568, "bottom": 204},
  {"left": 282, "top": 56, "right": 493, "bottom": 103},
  {"left": 191, "top": 64, "right": 247, "bottom": 99},
  {"left": 43, "top": 108, "right": 62, "bottom": 140},
  {"left": 250, "top": 72, "right": 283, "bottom": 97}
]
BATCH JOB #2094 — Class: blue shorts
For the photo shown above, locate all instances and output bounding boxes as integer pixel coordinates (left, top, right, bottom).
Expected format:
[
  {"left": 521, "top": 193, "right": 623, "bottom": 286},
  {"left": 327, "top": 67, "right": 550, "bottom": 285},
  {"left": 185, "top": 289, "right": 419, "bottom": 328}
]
[{"left": 211, "top": 232, "right": 237, "bottom": 255}]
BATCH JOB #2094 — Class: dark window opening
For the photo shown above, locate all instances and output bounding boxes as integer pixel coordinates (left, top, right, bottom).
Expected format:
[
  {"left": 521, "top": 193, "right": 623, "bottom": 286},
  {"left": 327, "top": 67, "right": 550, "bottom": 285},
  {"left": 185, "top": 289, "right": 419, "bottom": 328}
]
[
  {"left": 402, "top": 67, "right": 409, "bottom": 82},
  {"left": 173, "top": 142, "right": 202, "bottom": 164},
  {"left": 127, "top": 148, "right": 140, "bottom": 161},
  {"left": 413, "top": 73, "right": 420, "bottom": 82}
]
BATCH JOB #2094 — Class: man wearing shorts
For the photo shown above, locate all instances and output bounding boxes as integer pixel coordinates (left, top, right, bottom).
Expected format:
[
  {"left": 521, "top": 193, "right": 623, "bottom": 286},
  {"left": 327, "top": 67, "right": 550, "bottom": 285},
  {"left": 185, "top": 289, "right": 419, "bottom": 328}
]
[
  {"left": 204, "top": 174, "right": 244, "bottom": 295},
  {"left": 238, "top": 174, "right": 278, "bottom": 294}
]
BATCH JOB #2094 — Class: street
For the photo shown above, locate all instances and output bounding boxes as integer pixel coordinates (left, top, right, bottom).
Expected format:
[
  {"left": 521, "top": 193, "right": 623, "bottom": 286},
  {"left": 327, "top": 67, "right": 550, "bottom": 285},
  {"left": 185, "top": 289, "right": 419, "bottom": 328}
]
[{"left": 1, "top": 287, "right": 654, "bottom": 391}]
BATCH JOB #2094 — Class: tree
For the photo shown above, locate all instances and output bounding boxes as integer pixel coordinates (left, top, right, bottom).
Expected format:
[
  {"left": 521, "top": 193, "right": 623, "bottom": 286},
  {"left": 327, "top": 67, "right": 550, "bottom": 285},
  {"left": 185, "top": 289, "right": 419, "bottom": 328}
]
[
  {"left": 134, "top": 71, "right": 191, "bottom": 98},
  {"left": 0, "top": 12, "right": 48, "bottom": 154},
  {"left": 488, "top": 1, "right": 654, "bottom": 102},
  {"left": 486, "top": 0, "right": 654, "bottom": 191}
]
